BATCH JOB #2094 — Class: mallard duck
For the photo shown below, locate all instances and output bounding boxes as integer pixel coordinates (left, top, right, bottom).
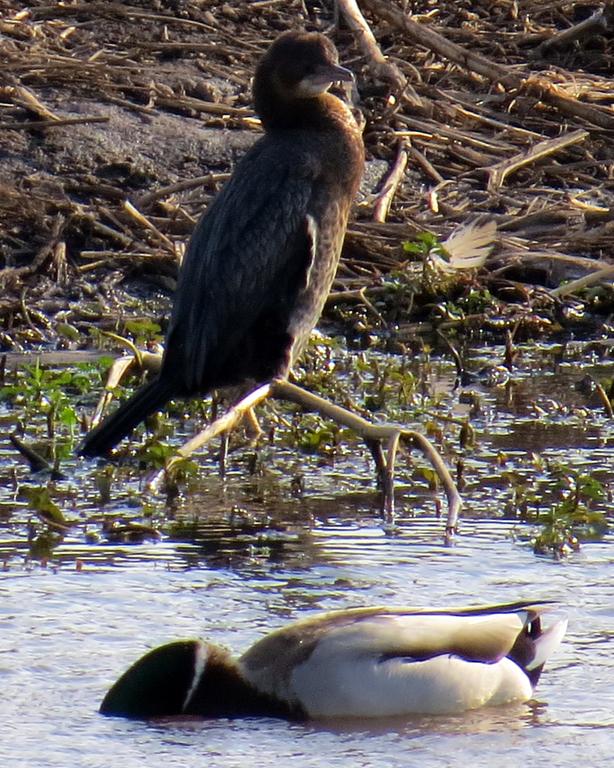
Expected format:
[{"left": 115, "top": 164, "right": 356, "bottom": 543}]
[{"left": 100, "top": 600, "right": 566, "bottom": 720}]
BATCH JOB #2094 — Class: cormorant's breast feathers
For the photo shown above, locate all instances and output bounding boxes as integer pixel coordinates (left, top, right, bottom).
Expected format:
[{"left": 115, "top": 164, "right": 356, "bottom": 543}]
[{"left": 164, "top": 134, "right": 325, "bottom": 391}]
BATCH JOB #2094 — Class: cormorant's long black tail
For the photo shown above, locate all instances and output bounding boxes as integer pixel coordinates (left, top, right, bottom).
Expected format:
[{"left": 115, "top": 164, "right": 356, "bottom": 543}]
[{"left": 78, "top": 377, "right": 177, "bottom": 458}]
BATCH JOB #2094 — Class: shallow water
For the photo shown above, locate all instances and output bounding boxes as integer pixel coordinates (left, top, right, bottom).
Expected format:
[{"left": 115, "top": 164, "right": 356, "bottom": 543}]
[
  {"left": 1, "top": 521, "right": 612, "bottom": 767},
  {"left": 1, "top": 342, "right": 613, "bottom": 766}
]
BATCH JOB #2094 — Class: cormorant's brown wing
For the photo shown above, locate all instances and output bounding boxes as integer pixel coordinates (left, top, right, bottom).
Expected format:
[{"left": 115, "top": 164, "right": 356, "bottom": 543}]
[{"left": 163, "top": 135, "right": 320, "bottom": 392}]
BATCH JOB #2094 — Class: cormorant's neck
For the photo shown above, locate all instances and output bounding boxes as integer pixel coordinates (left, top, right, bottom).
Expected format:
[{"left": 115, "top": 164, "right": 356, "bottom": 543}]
[{"left": 254, "top": 86, "right": 353, "bottom": 133}]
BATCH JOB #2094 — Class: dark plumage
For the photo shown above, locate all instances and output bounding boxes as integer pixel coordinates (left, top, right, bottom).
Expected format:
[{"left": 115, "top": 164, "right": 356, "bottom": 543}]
[{"left": 79, "top": 31, "right": 364, "bottom": 458}]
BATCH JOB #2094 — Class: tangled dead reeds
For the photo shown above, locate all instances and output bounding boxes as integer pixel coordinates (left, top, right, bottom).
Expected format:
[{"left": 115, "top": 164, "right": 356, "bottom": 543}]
[{"left": 0, "top": 0, "right": 613, "bottom": 346}]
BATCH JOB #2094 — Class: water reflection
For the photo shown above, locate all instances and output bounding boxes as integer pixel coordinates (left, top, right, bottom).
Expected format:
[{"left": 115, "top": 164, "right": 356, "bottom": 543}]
[{"left": 1, "top": 515, "right": 613, "bottom": 766}]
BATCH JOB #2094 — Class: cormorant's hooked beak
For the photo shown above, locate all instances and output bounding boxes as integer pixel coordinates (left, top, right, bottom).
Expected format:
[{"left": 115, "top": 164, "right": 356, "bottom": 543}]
[
  {"left": 302, "top": 63, "right": 358, "bottom": 104},
  {"left": 323, "top": 63, "right": 355, "bottom": 85},
  {"left": 327, "top": 64, "right": 361, "bottom": 108},
  {"left": 305, "top": 63, "right": 355, "bottom": 92}
]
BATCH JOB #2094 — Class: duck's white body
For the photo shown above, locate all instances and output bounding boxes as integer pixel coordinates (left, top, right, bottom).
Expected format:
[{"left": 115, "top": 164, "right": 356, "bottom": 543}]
[
  {"left": 240, "top": 605, "right": 566, "bottom": 717},
  {"left": 101, "top": 601, "right": 567, "bottom": 720},
  {"left": 292, "top": 652, "right": 530, "bottom": 716}
]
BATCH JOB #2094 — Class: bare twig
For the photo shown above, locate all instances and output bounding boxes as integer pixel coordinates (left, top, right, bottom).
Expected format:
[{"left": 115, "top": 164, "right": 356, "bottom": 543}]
[
  {"left": 136, "top": 173, "right": 230, "bottom": 208},
  {"left": 0, "top": 115, "right": 109, "bottom": 130},
  {"left": 0, "top": 216, "right": 64, "bottom": 284},
  {"left": 6, "top": 85, "right": 60, "bottom": 121},
  {"left": 361, "top": 0, "right": 614, "bottom": 129},
  {"left": 372, "top": 140, "right": 409, "bottom": 222},
  {"left": 485, "top": 129, "right": 589, "bottom": 192},
  {"left": 122, "top": 201, "right": 175, "bottom": 252},
  {"left": 153, "top": 93, "right": 250, "bottom": 118},
  {"left": 327, "top": 286, "right": 386, "bottom": 325},
  {"left": 550, "top": 265, "right": 614, "bottom": 298},
  {"left": 593, "top": 379, "right": 614, "bottom": 419},
  {"left": 535, "top": 5, "right": 614, "bottom": 57},
  {"left": 272, "top": 380, "right": 461, "bottom": 538},
  {"left": 10, "top": 433, "right": 54, "bottom": 474},
  {"left": 143, "top": 378, "right": 461, "bottom": 538},
  {"left": 87, "top": 349, "right": 162, "bottom": 427},
  {"left": 89, "top": 342, "right": 461, "bottom": 538},
  {"left": 337, "top": 0, "right": 407, "bottom": 92},
  {"left": 405, "top": 143, "right": 445, "bottom": 184},
  {"left": 361, "top": 0, "right": 514, "bottom": 84}
]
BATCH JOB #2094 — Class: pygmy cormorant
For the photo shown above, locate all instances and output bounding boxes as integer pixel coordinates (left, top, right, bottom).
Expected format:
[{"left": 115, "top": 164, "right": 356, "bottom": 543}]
[{"left": 79, "top": 31, "right": 365, "bottom": 457}]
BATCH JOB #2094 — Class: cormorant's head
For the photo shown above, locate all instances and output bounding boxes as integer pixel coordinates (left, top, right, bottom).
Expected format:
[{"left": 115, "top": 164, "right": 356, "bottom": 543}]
[{"left": 254, "top": 31, "right": 354, "bottom": 127}]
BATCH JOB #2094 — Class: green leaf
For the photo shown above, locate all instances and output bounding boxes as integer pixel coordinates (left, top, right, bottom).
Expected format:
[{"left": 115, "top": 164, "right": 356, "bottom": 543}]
[{"left": 21, "top": 486, "right": 71, "bottom": 530}]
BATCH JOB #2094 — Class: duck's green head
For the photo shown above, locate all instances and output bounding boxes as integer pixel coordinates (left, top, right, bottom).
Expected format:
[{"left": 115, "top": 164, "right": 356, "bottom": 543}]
[
  {"left": 100, "top": 639, "right": 208, "bottom": 719},
  {"left": 100, "top": 638, "right": 299, "bottom": 720}
]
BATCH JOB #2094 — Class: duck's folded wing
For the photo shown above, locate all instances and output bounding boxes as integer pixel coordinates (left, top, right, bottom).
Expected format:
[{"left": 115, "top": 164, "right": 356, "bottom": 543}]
[
  {"left": 328, "top": 609, "right": 532, "bottom": 662},
  {"left": 243, "top": 603, "right": 547, "bottom": 674},
  {"left": 289, "top": 646, "right": 534, "bottom": 717}
]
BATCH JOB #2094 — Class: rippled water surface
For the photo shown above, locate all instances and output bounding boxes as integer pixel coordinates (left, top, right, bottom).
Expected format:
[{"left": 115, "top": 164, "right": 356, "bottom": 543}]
[{"left": 1, "top": 343, "right": 613, "bottom": 766}]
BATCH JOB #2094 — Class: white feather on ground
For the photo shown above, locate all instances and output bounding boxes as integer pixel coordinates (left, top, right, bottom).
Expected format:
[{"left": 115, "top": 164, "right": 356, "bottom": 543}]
[{"left": 431, "top": 220, "right": 497, "bottom": 273}]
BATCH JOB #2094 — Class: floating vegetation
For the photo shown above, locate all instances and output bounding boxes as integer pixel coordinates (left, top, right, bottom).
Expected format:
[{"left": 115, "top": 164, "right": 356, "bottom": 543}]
[
  {"left": 531, "top": 469, "right": 608, "bottom": 558},
  {"left": 505, "top": 457, "right": 609, "bottom": 557},
  {"left": 0, "top": 336, "right": 610, "bottom": 565},
  {"left": 0, "top": 359, "right": 110, "bottom": 470}
]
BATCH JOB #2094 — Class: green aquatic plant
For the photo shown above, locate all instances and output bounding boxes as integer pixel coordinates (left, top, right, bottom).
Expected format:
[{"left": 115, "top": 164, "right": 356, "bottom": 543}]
[
  {"left": 1, "top": 360, "right": 93, "bottom": 407},
  {"left": 457, "top": 288, "right": 498, "bottom": 315},
  {"left": 293, "top": 413, "right": 340, "bottom": 456},
  {"left": 20, "top": 485, "right": 71, "bottom": 531},
  {"left": 0, "top": 359, "right": 112, "bottom": 461},
  {"left": 532, "top": 468, "right": 608, "bottom": 557},
  {"left": 122, "top": 318, "right": 162, "bottom": 346},
  {"left": 504, "top": 455, "right": 609, "bottom": 558},
  {"left": 402, "top": 231, "right": 441, "bottom": 258}
]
